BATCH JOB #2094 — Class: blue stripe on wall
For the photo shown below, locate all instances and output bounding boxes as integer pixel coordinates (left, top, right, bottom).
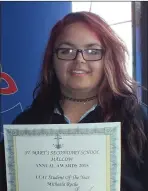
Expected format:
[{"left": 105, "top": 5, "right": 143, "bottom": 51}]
[{"left": 135, "top": 26, "right": 142, "bottom": 84}]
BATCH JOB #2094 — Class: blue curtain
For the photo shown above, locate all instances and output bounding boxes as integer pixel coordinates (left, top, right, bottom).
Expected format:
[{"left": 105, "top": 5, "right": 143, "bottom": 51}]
[{"left": 0, "top": 2, "right": 72, "bottom": 141}]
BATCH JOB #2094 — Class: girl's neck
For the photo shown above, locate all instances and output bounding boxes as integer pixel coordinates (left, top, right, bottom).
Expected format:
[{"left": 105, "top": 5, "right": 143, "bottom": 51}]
[
  {"left": 61, "top": 87, "right": 98, "bottom": 100},
  {"left": 60, "top": 96, "right": 98, "bottom": 123}
]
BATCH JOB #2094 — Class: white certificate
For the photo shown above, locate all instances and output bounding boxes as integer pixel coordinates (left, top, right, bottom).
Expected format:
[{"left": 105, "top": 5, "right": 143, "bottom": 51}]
[{"left": 4, "top": 122, "right": 121, "bottom": 191}]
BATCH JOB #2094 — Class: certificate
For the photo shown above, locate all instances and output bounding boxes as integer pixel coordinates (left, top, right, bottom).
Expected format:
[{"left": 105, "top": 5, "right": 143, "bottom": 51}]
[{"left": 4, "top": 122, "right": 121, "bottom": 191}]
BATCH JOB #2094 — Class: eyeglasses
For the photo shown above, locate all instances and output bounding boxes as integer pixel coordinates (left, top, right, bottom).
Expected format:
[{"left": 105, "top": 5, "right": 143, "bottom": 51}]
[{"left": 54, "top": 48, "right": 105, "bottom": 61}]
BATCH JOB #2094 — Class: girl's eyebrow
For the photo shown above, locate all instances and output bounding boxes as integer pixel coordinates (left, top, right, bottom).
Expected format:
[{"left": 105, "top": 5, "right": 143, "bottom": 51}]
[
  {"left": 57, "top": 42, "right": 102, "bottom": 48},
  {"left": 57, "top": 42, "right": 76, "bottom": 48},
  {"left": 85, "top": 43, "right": 102, "bottom": 48}
]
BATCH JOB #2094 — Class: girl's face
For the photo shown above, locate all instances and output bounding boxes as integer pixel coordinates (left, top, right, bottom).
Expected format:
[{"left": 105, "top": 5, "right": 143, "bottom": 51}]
[{"left": 53, "top": 22, "right": 104, "bottom": 95}]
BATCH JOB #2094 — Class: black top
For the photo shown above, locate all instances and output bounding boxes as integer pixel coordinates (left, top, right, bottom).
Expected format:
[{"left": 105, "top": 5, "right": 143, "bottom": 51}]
[{"left": 0, "top": 104, "right": 148, "bottom": 191}]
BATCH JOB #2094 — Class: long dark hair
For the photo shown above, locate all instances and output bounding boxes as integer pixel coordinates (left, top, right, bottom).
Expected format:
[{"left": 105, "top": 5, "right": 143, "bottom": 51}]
[{"left": 32, "top": 11, "right": 146, "bottom": 163}]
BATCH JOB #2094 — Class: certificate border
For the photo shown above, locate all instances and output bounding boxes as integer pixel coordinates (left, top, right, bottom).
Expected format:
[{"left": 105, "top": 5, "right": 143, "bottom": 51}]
[
  {"left": 4, "top": 125, "right": 120, "bottom": 191},
  {"left": 106, "top": 135, "right": 111, "bottom": 191}
]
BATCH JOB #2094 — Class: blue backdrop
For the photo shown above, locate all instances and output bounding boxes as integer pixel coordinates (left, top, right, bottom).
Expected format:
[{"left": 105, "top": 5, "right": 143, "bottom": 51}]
[{"left": 0, "top": 2, "right": 72, "bottom": 141}]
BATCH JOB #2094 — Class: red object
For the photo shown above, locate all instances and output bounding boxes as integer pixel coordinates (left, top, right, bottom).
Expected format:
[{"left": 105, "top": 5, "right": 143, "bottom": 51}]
[{"left": 0, "top": 72, "right": 18, "bottom": 95}]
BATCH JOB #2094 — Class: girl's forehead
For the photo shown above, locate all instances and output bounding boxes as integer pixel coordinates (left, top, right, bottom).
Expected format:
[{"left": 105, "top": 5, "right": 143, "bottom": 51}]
[{"left": 55, "top": 22, "right": 101, "bottom": 48}]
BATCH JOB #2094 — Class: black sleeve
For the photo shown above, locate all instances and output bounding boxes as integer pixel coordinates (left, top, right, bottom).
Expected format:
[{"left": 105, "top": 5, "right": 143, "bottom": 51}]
[
  {"left": 12, "top": 107, "right": 37, "bottom": 124},
  {"left": 0, "top": 140, "right": 7, "bottom": 191},
  {"left": 139, "top": 104, "right": 148, "bottom": 190}
]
